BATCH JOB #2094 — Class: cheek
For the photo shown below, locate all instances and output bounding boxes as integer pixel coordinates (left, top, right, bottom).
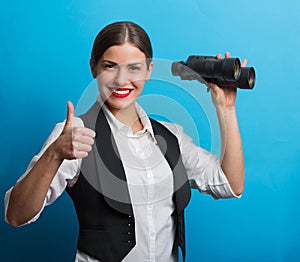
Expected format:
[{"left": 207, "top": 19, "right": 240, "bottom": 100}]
[
  {"left": 96, "top": 73, "right": 117, "bottom": 97},
  {"left": 97, "top": 71, "right": 116, "bottom": 86},
  {"left": 131, "top": 79, "right": 146, "bottom": 89},
  {"left": 96, "top": 77, "right": 111, "bottom": 99}
]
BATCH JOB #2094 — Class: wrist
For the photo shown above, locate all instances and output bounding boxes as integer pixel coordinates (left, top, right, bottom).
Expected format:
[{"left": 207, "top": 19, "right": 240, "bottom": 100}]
[
  {"left": 45, "top": 142, "right": 64, "bottom": 163},
  {"left": 216, "top": 105, "right": 236, "bottom": 116}
]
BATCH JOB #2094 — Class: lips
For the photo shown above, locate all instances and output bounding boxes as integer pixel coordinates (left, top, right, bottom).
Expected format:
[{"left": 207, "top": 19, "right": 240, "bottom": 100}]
[{"left": 111, "top": 87, "right": 133, "bottom": 98}]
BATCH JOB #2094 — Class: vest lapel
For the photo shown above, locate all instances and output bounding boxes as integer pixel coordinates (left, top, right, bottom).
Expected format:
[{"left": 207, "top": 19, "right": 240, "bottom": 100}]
[
  {"left": 80, "top": 102, "right": 133, "bottom": 215},
  {"left": 150, "top": 119, "right": 191, "bottom": 213},
  {"left": 150, "top": 119, "right": 191, "bottom": 261}
]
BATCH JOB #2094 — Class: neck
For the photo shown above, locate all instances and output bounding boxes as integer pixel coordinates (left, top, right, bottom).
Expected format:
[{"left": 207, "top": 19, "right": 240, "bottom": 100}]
[{"left": 107, "top": 103, "right": 144, "bottom": 134}]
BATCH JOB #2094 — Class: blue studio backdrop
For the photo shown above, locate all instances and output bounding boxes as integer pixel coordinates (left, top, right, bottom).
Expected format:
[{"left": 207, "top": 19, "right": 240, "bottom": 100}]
[{"left": 1, "top": 1, "right": 300, "bottom": 261}]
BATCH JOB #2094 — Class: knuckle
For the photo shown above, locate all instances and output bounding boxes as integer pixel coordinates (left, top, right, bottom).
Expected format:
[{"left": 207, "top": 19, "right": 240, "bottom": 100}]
[
  {"left": 73, "top": 126, "right": 80, "bottom": 132},
  {"left": 70, "top": 140, "right": 76, "bottom": 150},
  {"left": 73, "top": 133, "right": 82, "bottom": 143},
  {"left": 70, "top": 149, "right": 77, "bottom": 158}
]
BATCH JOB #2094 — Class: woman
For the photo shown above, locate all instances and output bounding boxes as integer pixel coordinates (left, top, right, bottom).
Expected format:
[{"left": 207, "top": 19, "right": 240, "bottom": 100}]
[{"left": 5, "top": 21, "right": 244, "bottom": 261}]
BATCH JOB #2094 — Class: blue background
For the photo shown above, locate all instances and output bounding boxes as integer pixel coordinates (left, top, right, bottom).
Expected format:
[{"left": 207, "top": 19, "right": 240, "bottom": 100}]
[{"left": 1, "top": 0, "right": 300, "bottom": 261}]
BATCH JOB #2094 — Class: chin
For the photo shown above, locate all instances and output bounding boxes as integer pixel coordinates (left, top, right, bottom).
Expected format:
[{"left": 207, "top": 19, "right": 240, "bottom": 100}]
[{"left": 105, "top": 98, "right": 135, "bottom": 112}]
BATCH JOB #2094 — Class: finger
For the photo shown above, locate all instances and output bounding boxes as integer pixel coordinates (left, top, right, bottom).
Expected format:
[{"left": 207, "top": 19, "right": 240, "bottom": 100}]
[
  {"left": 73, "top": 142, "right": 93, "bottom": 153},
  {"left": 73, "top": 127, "right": 96, "bottom": 138},
  {"left": 74, "top": 151, "right": 89, "bottom": 159},
  {"left": 80, "top": 136, "right": 95, "bottom": 146},
  {"left": 225, "top": 51, "right": 230, "bottom": 58},
  {"left": 207, "top": 82, "right": 219, "bottom": 94},
  {"left": 64, "top": 101, "right": 74, "bottom": 129},
  {"left": 241, "top": 59, "right": 248, "bottom": 67},
  {"left": 73, "top": 134, "right": 95, "bottom": 146}
]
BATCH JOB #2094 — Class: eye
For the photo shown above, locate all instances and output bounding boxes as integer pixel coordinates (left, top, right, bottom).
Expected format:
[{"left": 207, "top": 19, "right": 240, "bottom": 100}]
[
  {"left": 103, "top": 63, "right": 117, "bottom": 70},
  {"left": 129, "top": 65, "right": 141, "bottom": 71}
]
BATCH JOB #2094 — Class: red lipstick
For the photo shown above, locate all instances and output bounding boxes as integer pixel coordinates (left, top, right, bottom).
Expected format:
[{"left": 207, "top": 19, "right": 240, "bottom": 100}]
[{"left": 111, "top": 88, "right": 132, "bottom": 98}]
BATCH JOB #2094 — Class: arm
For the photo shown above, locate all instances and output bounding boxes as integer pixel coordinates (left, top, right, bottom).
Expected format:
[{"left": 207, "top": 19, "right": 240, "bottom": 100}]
[
  {"left": 208, "top": 52, "right": 245, "bottom": 196},
  {"left": 6, "top": 102, "right": 96, "bottom": 226}
]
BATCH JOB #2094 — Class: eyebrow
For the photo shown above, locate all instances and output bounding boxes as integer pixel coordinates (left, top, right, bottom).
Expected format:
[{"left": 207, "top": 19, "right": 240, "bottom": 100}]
[
  {"left": 100, "top": 60, "right": 145, "bottom": 66},
  {"left": 100, "top": 60, "right": 117, "bottom": 65}
]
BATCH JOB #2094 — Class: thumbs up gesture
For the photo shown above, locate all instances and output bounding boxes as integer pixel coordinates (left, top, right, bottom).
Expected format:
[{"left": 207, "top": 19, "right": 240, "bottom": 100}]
[{"left": 54, "top": 101, "right": 96, "bottom": 160}]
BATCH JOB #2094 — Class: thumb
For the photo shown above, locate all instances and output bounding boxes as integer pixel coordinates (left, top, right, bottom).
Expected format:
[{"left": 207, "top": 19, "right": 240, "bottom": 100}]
[
  {"left": 241, "top": 58, "right": 248, "bottom": 67},
  {"left": 64, "top": 101, "right": 74, "bottom": 129}
]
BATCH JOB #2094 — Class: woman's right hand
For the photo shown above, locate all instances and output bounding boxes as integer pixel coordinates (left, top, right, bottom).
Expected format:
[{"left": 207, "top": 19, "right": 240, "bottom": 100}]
[
  {"left": 52, "top": 101, "right": 96, "bottom": 160},
  {"left": 6, "top": 101, "right": 95, "bottom": 226}
]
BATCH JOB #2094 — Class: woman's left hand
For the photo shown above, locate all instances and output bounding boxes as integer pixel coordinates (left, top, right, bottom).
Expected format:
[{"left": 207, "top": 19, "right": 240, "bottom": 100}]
[{"left": 208, "top": 52, "right": 247, "bottom": 110}]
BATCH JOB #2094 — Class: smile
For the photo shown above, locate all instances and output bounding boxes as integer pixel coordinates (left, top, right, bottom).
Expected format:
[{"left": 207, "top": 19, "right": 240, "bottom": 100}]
[{"left": 111, "top": 88, "right": 133, "bottom": 98}]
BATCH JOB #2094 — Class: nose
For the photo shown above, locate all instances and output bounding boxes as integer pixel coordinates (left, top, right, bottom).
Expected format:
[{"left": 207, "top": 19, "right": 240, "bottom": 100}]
[{"left": 115, "top": 67, "right": 129, "bottom": 86}]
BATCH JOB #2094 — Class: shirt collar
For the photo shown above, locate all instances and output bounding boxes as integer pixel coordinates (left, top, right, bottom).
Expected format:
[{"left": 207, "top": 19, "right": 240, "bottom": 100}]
[{"left": 96, "top": 95, "right": 156, "bottom": 141}]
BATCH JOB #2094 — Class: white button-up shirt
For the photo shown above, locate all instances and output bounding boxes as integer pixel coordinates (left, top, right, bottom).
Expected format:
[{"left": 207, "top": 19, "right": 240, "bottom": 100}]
[{"left": 4, "top": 99, "right": 239, "bottom": 262}]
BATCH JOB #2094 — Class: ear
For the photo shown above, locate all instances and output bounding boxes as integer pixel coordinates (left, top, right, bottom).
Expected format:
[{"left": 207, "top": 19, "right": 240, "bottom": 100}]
[
  {"left": 145, "top": 62, "right": 154, "bottom": 82},
  {"left": 90, "top": 58, "right": 97, "bottom": 78}
]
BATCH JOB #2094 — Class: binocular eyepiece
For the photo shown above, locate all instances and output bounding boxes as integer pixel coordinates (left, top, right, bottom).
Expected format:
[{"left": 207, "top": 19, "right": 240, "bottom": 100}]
[{"left": 171, "top": 55, "right": 256, "bottom": 89}]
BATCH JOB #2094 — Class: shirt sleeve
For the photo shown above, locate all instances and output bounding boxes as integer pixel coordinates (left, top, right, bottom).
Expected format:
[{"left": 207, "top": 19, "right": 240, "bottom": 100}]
[
  {"left": 160, "top": 122, "right": 240, "bottom": 200},
  {"left": 4, "top": 117, "right": 83, "bottom": 225}
]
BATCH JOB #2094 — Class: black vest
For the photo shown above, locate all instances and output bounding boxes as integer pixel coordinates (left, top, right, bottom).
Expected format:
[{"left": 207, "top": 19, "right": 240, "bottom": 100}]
[{"left": 66, "top": 102, "right": 191, "bottom": 261}]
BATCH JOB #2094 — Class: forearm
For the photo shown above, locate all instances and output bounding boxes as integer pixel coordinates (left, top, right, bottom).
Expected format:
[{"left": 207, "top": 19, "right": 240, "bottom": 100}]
[
  {"left": 6, "top": 102, "right": 95, "bottom": 226},
  {"left": 6, "top": 143, "right": 63, "bottom": 226},
  {"left": 217, "top": 106, "right": 244, "bottom": 195}
]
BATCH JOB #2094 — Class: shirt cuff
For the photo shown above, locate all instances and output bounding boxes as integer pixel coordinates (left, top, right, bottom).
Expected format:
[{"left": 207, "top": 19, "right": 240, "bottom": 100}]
[{"left": 208, "top": 183, "right": 242, "bottom": 200}]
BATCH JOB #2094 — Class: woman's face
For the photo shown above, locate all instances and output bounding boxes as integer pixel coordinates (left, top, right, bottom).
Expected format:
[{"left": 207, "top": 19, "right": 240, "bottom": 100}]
[{"left": 91, "top": 42, "right": 153, "bottom": 114}]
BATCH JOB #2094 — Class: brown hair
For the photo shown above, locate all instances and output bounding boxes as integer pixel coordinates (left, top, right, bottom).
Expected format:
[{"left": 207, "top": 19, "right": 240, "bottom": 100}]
[{"left": 91, "top": 21, "right": 153, "bottom": 68}]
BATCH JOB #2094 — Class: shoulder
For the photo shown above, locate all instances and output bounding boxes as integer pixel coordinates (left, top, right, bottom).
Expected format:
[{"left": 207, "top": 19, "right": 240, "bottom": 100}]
[
  {"left": 156, "top": 121, "right": 184, "bottom": 140},
  {"left": 155, "top": 121, "right": 198, "bottom": 151}
]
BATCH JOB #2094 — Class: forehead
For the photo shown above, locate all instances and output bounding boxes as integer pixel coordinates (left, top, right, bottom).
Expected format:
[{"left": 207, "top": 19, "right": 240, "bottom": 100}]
[{"left": 101, "top": 42, "right": 146, "bottom": 64}]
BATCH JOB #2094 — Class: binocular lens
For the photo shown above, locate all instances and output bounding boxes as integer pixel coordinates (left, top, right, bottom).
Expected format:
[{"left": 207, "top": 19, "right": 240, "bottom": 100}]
[
  {"left": 238, "top": 67, "right": 256, "bottom": 89},
  {"left": 248, "top": 68, "right": 255, "bottom": 88},
  {"left": 233, "top": 59, "right": 240, "bottom": 80}
]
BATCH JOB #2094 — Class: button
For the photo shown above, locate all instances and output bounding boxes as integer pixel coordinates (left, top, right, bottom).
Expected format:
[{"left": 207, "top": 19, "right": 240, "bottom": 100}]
[
  {"left": 128, "top": 240, "right": 131, "bottom": 243},
  {"left": 128, "top": 223, "right": 131, "bottom": 227},
  {"left": 128, "top": 232, "right": 131, "bottom": 235},
  {"left": 128, "top": 215, "right": 132, "bottom": 218},
  {"left": 150, "top": 232, "right": 155, "bottom": 238}
]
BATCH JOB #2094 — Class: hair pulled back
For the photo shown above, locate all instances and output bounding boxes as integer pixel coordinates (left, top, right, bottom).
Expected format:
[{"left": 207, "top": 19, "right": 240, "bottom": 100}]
[{"left": 91, "top": 21, "right": 153, "bottom": 67}]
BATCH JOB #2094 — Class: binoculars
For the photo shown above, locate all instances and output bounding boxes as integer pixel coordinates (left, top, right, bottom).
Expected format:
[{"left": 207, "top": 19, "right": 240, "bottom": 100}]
[{"left": 171, "top": 55, "right": 256, "bottom": 89}]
